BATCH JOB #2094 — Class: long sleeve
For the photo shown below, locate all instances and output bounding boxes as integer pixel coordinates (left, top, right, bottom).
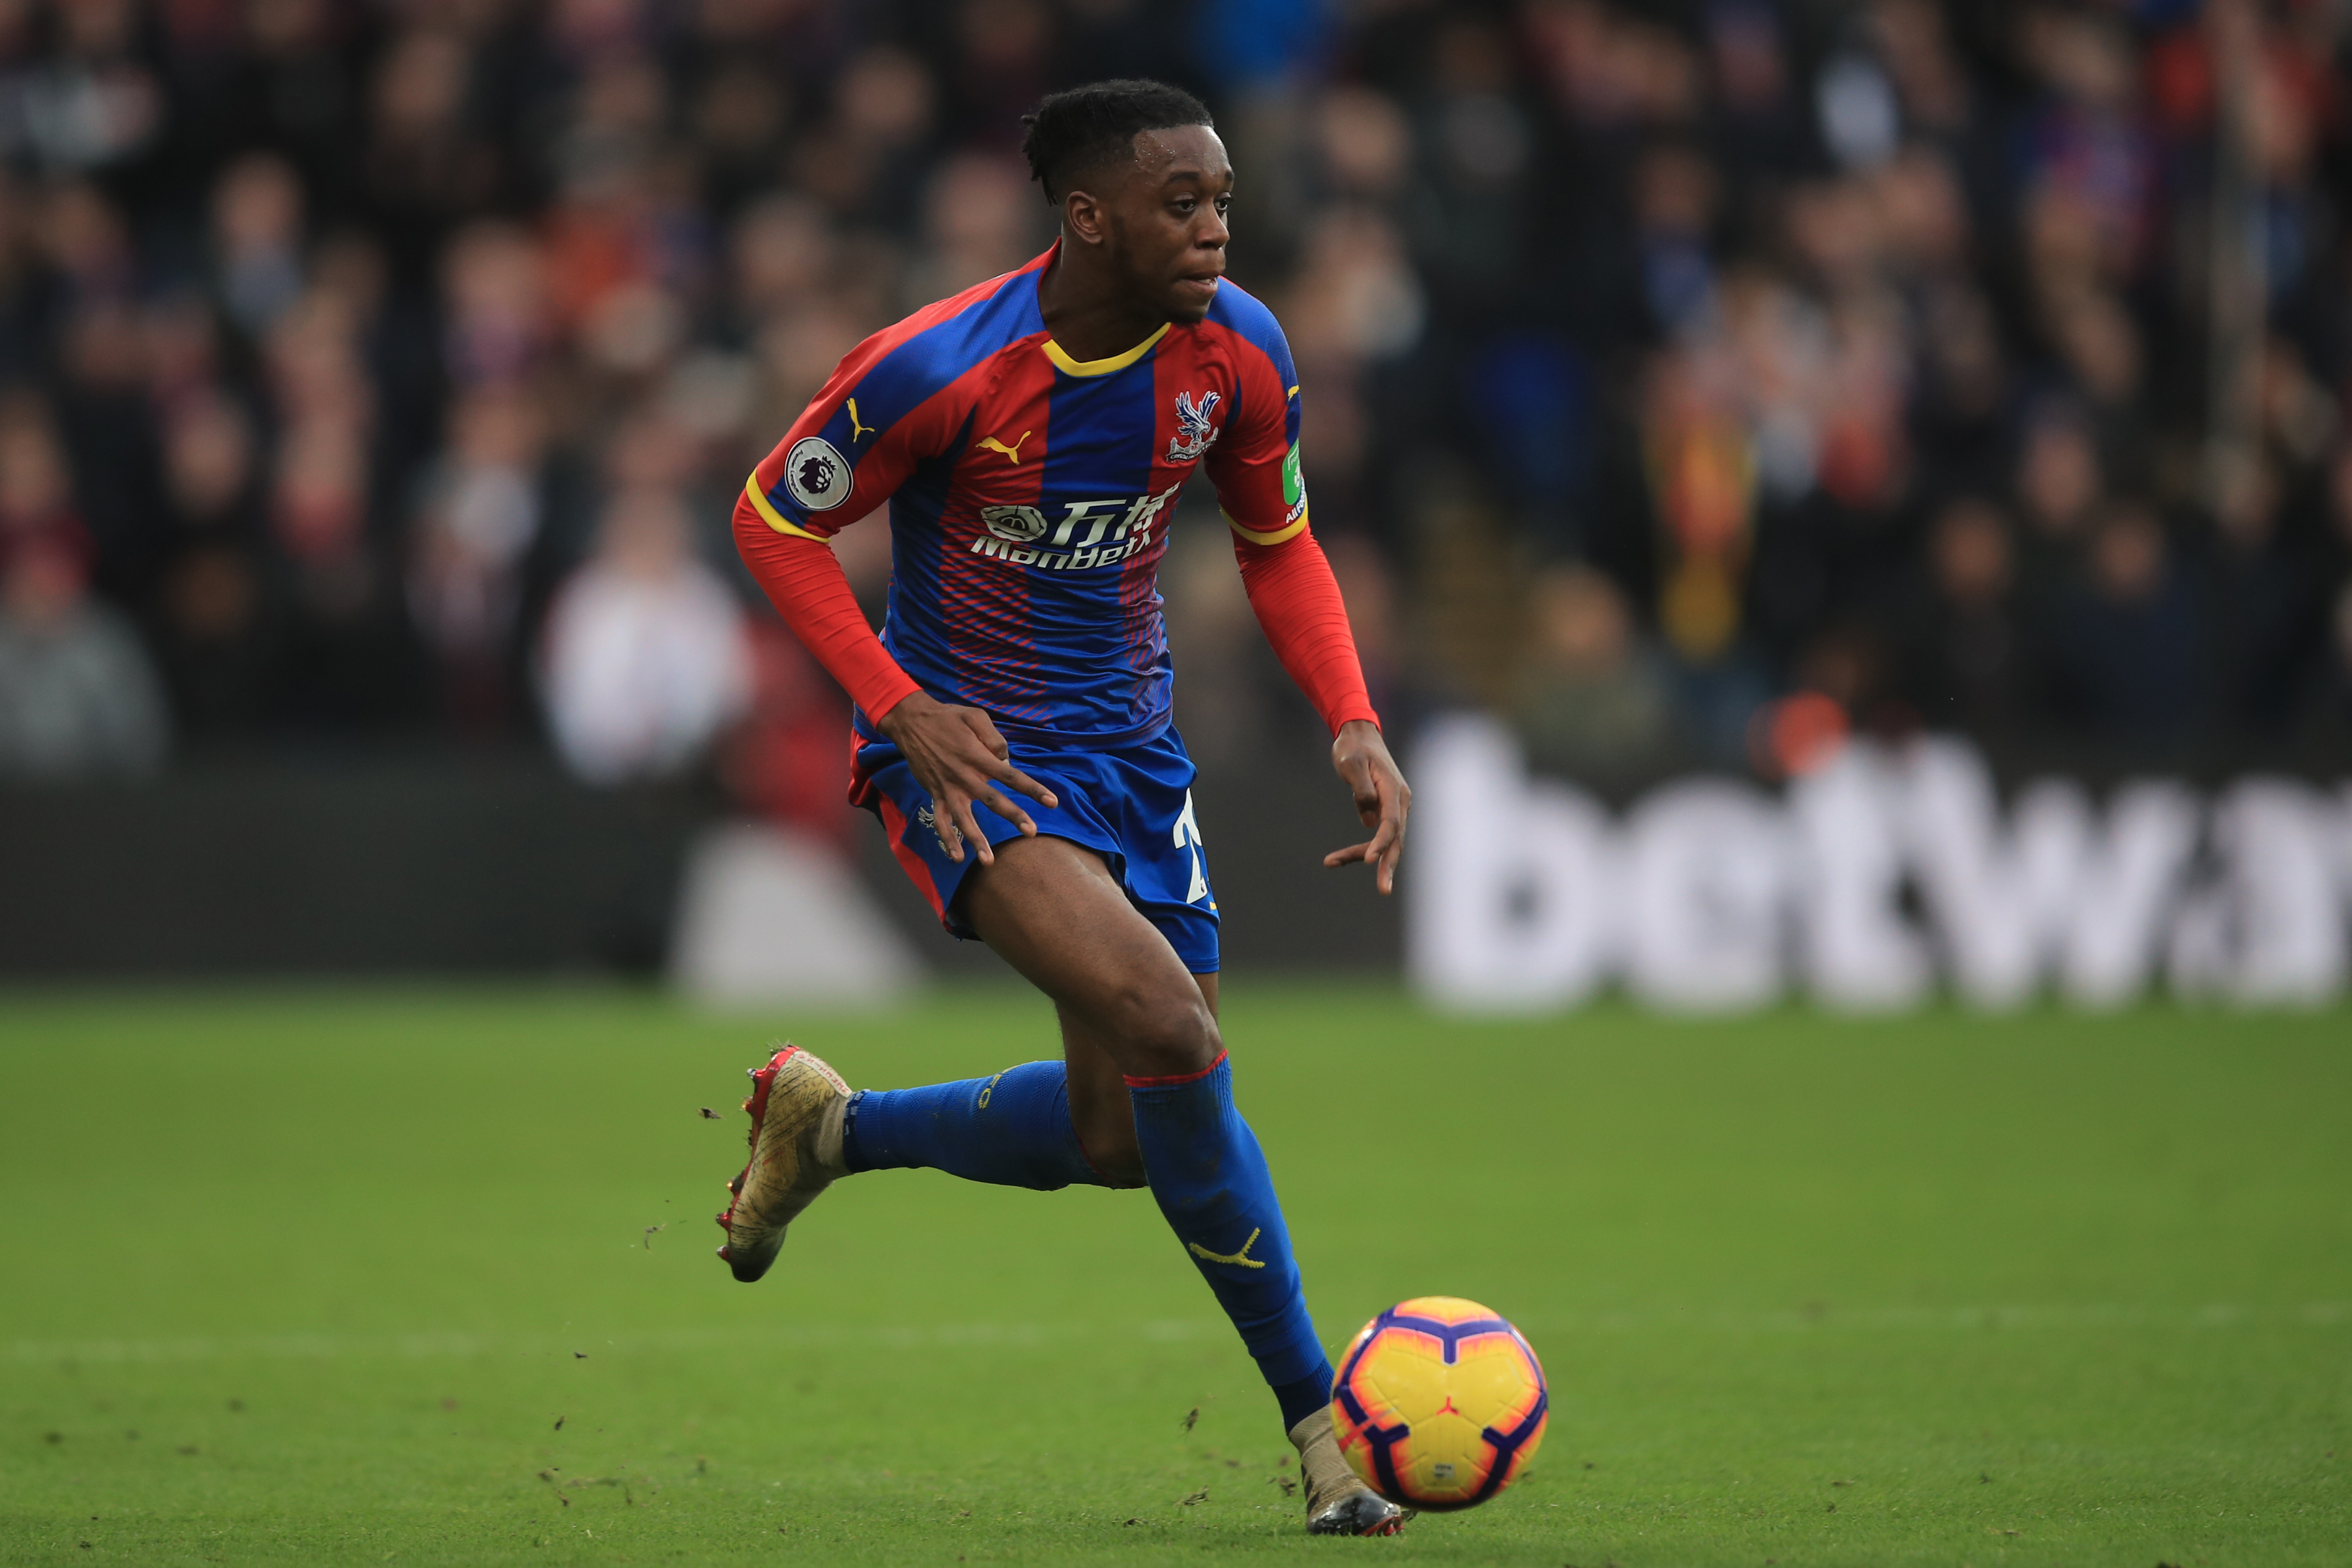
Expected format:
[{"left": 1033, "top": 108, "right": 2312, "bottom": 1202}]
[
  {"left": 733, "top": 499, "right": 921, "bottom": 724},
  {"left": 1231, "top": 522, "right": 1380, "bottom": 735}
]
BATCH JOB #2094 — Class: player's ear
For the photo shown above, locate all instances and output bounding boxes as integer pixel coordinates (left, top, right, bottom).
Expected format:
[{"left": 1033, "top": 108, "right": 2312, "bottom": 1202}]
[{"left": 1064, "top": 187, "right": 1109, "bottom": 248}]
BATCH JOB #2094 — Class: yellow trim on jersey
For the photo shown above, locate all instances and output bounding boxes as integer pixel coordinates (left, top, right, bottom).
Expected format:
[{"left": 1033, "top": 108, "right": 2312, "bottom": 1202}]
[
  {"left": 1225, "top": 508, "right": 1309, "bottom": 547},
  {"left": 743, "top": 473, "right": 829, "bottom": 540},
  {"left": 1287, "top": 385, "right": 1300, "bottom": 398},
  {"left": 1043, "top": 323, "right": 1170, "bottom": 377}
]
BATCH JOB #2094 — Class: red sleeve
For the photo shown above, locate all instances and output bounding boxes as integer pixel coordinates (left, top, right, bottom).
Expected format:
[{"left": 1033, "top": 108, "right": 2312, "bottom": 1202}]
[
  {"left": 734, "top": 501, "right": 921, "bottom": 724},
  {"left": 1232, "top": 522, "right": 1380, "bottom": 736}
]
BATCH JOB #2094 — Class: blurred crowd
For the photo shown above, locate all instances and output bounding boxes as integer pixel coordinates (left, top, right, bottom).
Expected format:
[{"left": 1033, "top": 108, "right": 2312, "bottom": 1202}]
[{"left": 2, "top": 0, "right": 2351, "bottom": 810}]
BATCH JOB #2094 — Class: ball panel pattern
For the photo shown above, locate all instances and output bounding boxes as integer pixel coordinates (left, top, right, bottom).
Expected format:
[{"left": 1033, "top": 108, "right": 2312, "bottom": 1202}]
[{"left": 1329, "top": 1298, "right": 1549, "bottom": 1511}]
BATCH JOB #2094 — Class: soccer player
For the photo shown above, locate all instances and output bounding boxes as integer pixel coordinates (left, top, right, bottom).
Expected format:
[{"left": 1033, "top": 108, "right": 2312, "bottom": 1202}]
[{"left": 719, "top": 79, "right": 1410, "bottom": 1536}]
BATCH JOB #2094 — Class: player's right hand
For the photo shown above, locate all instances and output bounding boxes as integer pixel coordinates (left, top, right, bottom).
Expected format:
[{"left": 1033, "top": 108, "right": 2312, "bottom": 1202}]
[{"left": 876, "top": 692, "right": 1058, "bottom": 866}]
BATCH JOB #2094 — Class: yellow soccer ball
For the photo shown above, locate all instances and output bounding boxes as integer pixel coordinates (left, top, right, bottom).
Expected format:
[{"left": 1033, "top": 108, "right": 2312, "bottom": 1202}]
[{"left": 1330, "top": 1296, "right": 1548, "bottom": 1511}]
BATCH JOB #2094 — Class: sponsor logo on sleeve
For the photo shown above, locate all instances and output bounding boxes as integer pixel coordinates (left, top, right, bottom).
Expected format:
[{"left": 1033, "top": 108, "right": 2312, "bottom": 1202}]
[
  {"left": 784, "top": 436, "right": 852, "bottom": 511},
  {"left": 1281, "top": 440, "right": 1307, "bottom": 524}
]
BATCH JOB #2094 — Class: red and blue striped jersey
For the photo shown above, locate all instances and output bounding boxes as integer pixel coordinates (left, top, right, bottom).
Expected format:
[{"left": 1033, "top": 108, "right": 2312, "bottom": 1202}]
[{"left": 741, "top": 243, "right": 1308, "bottom": 747}]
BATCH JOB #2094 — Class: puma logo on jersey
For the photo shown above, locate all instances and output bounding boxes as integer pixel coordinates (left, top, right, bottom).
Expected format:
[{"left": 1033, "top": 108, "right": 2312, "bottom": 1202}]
[
  {"left": 978, "top": 430, "right": 1032, "bottom": 464},
  {"left": 1187, "top": 1227, "right": 1266, "bottom": 1269},
  {"left": 846, "top": 399, "right": 875, "bottom": 442}
]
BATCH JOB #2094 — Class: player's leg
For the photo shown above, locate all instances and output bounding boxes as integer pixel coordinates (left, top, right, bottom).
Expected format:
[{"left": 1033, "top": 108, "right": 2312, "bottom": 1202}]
[
  {"left": 959, "top": 836, "right": 1394, "bottom": 1532},
  {"left": 1049, "top": 978, "right": 1220, "bottom": 1190},
  {"left": 716, "top": 1017, "right": 1118, "bottom": 1283},
  {"left": 734, "top": 737, "right": 1124, "bottom": 1196},
  {"left": 958, "top": 842, "right": 1307, "bottom": 1390},
  {"left": 837, "top": 1052, "right": 1110, "bottom": 1191},
  {"left": 714, "top": 775, "right": 1142, "bottom": 1281},
  {"left": 713, "top": 838, "right": 1213, "bottom": 1271},
  {"left": 841, "top": 841, "right": 1217, "bottom": 1192},
  {"left": 963, "top": 838, "right": 1396, "bottom": 1534},
  {"left": 818, "top": 968, "right": 1186, "bottom": 1194}
]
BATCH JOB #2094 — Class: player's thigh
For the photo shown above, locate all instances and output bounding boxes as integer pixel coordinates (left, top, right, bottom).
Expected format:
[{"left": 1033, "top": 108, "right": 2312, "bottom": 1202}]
[{"left": 959, "top": 835, "right": 1221, "bottom": 1079}]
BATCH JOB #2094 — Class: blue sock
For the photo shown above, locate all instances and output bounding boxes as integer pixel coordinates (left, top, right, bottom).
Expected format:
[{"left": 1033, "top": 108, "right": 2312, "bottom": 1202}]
[
  {"left": 1271, "top": 1369, "right": 1335, "bottom": 1434},
  {"left": 841, "top": 1061, "right": 1109, "bottom": 1191},
  {"left": 1125, "top": 1053, "right": 1336, "bottom": 1428}
]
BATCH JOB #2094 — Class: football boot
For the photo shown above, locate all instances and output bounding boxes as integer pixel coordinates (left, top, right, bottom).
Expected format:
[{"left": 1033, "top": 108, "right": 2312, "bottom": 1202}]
[
  {"left": 715, "top": 1043, "right": 852, "bottom": 1283},
  {"left": 1289, "top": 1408, "right": 1407, "bottom": 1537}
]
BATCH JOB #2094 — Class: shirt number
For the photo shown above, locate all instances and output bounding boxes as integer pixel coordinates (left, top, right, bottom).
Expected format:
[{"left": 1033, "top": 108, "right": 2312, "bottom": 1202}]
[{"left": 1174, "top": 791, "right": 1209, "bottom": 905}]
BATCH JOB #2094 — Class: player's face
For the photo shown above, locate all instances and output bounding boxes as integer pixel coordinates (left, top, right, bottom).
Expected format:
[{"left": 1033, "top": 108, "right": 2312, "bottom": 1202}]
[{"left": 1107, "top": 125, "right": 1232, "bottom": 324}]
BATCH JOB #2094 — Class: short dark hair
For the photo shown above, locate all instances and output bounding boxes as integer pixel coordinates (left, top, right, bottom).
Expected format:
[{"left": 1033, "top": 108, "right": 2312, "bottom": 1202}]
[{"left": 1019, "top": 79, "right": 1213, "bottom": 205}]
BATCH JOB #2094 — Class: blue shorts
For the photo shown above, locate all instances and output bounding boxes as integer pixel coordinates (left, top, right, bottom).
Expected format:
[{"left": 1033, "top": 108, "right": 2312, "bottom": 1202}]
[{"left": 850, "top": 726, "right": 1220, "bottom": 973}]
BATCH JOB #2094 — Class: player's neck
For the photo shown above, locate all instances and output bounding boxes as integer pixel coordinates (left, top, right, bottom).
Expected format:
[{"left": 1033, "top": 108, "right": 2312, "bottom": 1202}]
[{"left": 1035, "top": 240, "right": 1169, "bottom": 366}]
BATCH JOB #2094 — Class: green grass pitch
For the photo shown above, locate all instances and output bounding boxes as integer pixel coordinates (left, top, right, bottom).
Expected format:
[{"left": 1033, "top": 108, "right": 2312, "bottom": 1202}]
[{"left": 3, "top": 984, "right": 2346, "bottom": 1565}]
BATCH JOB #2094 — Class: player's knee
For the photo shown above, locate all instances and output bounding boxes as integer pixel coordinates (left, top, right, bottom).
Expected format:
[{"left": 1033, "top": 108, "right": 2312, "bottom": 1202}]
[{"left": 1105, "top": 980, "right": 1221, "bottom": 1081}]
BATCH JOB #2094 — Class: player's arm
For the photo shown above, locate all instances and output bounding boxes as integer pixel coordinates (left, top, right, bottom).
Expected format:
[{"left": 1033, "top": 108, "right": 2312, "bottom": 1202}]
[
  {"left": 1228, "top": 522, "right": 1409, "bottom": 894},
  {"left": 1207, "top": 351, "right": 1409, "bottom": 895},
  {"left": 733, "top": 353, "right": 1054, "bottom": 865}
]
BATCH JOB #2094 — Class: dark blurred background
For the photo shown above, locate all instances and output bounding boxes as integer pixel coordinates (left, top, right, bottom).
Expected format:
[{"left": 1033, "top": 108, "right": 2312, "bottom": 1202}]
[{"left": 1, "top": 0, "right": 2347, "bottom": 977}]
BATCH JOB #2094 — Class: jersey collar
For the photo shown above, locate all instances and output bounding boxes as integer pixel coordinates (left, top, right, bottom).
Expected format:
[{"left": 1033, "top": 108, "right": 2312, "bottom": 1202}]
[
  {"left": 1043, "top": 322, "right": 1170, "bottom": 377},
  {"left": 1030, "top": 239, "right": 1176, "bottom": 377}
]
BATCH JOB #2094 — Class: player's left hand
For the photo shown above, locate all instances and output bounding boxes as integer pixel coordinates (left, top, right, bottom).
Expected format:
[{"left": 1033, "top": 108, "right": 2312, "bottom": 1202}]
[{"left": 1324, "top": 719, "right": 1409, "bottom": 896}]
